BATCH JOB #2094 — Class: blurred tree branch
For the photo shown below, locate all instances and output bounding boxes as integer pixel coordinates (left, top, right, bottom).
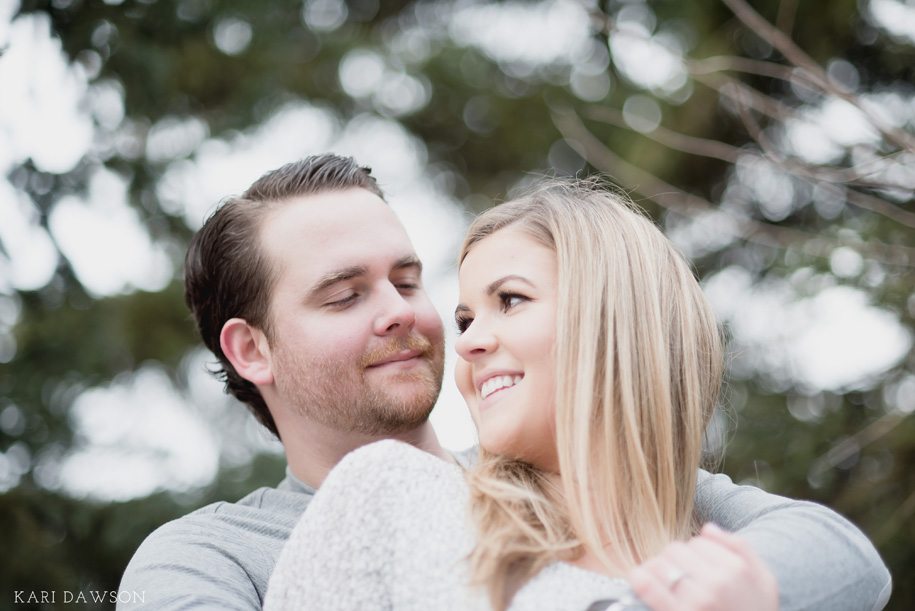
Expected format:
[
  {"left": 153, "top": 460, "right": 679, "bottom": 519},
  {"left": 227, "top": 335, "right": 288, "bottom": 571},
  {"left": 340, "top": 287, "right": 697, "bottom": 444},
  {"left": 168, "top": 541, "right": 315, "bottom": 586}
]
[
  {"left": 552, "top": 106, "right": 915, "bottom": 266},
  {"left": 579, "top": 0, "right": 915, "bottom": 266},
  {"left": 722, "top": 0, "right": 915, "bottom": 151}
]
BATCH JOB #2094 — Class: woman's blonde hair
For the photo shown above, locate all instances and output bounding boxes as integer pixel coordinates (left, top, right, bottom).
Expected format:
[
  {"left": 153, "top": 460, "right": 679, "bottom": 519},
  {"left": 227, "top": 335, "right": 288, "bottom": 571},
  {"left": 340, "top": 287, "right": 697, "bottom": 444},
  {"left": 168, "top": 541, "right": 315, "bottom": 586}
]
[{"left": 461, "top": 177, "right": 724, "bottom": 609}]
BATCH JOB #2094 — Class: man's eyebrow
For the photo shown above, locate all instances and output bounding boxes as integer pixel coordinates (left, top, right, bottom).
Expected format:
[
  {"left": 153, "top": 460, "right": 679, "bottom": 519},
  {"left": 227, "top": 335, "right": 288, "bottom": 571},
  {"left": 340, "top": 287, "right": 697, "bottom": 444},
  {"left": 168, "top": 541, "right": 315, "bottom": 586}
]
[
  {"left": 392, "top": 254, "right": 423, "bottom": 273},
  {"left": 307, "top": 265, "right": 368, "bottom": 300},
  {"left": 306, "top": 256, "right": 421, "bottom": 301}
]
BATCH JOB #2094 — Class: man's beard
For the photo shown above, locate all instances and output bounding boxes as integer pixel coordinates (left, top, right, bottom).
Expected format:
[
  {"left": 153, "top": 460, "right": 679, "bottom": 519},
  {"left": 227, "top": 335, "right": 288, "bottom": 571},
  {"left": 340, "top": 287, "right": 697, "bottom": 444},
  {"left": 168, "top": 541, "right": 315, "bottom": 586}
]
[{"left": 272, "top": 332, "right": 444, "bottom": 436}]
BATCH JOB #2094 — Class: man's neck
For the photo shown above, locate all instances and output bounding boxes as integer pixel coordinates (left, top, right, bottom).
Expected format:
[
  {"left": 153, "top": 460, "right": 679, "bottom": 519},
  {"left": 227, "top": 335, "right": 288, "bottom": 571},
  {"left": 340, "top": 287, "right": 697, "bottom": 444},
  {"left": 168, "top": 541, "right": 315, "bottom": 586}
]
[{"left": 280, "top": 419, "right": 453, "bottom": 489}]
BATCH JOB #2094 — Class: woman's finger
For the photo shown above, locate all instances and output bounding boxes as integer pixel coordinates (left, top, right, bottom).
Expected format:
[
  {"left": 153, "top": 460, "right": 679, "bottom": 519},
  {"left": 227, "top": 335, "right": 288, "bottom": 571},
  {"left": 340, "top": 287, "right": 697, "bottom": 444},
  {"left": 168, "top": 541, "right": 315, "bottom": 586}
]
[
  {"left": 630, "top": 529, "right": 778, "bottom": 611},
  {"left": 629, "top": 557, "right": 686, "bottom": 611}
]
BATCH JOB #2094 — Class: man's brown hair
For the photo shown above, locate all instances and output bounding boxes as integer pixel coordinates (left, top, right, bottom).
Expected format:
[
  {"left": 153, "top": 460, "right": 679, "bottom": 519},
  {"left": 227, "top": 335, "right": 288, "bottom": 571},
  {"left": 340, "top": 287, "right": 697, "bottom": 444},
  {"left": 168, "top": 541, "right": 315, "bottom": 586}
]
[{"left": 183, "top": 154, "right": 384, "bottom": 437}]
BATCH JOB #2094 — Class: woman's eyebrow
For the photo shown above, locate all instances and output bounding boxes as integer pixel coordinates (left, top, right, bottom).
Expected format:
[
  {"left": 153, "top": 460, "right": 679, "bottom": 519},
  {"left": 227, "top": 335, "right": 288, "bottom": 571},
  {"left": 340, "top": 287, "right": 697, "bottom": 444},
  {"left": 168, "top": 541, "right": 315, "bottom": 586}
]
[
  {"left": 455, "top": 275, "right": 536, "bottom": 316},
  {"left": 485, "top": 275, "right": 533, "bottom": 296}
]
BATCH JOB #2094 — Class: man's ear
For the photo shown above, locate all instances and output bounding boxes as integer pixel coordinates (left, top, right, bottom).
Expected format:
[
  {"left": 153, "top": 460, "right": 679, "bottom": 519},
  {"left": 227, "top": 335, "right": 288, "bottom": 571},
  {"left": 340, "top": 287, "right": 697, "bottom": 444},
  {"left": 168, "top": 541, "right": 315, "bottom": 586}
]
[{"left": 220, "top": 318, "right": 274, "bottom": 386}]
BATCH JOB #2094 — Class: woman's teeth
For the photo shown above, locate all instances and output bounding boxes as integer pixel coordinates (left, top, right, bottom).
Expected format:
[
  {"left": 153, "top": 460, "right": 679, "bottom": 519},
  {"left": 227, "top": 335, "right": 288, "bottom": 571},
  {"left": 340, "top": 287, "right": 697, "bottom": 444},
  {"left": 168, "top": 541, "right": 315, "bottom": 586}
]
[{"left": 481, "top": 375, "right": 522, "bottom": 399}]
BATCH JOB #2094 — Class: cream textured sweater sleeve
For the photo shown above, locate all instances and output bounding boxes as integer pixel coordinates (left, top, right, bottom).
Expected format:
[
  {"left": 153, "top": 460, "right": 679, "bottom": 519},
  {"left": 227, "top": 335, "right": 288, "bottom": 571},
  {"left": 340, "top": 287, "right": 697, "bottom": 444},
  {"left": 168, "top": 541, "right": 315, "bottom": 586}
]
[{"left": 264, "top": 440, "right": 484, "bottom": 611}]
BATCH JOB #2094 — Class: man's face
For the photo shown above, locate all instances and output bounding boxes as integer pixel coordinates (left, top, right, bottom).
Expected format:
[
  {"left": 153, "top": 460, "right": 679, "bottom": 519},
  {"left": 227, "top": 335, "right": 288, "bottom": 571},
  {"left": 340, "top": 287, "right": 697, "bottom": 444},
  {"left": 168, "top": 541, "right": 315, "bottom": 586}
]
[{"left": 259, "top": 188, "right": 445, "bottom": 435}]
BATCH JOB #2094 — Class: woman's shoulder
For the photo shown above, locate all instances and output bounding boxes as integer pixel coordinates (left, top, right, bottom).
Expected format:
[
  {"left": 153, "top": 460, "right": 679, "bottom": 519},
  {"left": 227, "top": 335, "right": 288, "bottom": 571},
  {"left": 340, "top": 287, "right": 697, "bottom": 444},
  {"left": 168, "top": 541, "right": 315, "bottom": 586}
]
[
  {"left": 340, "top": 438, "right": 455, "bottom": 468},
  {"left": 330, "top": 439, "right": 462, "bottom": 485},
  {"left": 276, "top": 440, "right": 480, "bottom": 609},
  {"left": 315, "top": 440, "right": 467, "bottom": 516}
]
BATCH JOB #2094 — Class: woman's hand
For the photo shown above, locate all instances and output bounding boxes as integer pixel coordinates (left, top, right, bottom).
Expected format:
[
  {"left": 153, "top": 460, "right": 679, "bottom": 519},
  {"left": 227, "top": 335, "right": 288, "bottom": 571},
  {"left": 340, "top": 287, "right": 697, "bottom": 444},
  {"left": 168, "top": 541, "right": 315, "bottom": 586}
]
[{"left": 628, "top": 523, "right": 779, "bottom": 611}]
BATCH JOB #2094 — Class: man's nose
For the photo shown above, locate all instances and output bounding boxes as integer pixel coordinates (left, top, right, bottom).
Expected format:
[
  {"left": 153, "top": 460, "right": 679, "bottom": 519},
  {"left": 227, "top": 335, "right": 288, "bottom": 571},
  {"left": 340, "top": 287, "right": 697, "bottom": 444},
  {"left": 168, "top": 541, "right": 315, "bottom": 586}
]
[{"left": 373, "top": 285, "right": 417, "bottom": 336}]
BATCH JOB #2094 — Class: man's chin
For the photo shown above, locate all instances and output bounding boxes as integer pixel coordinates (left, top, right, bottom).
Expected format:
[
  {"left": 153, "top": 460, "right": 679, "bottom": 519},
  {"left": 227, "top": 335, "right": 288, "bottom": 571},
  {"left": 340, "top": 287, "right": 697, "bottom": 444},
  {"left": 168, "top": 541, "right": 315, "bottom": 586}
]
[
  {"left": 356, "top": 398, "right": 435, "bottom": 436},
  {"left": 359, "top": 358, "right": 443, "bottom": 432},
  {"left": 384, "top": 388, "right": 438, "bottom": 419},
  {"left": 373, "top": 384, "right": 440, "bottom": 424}
]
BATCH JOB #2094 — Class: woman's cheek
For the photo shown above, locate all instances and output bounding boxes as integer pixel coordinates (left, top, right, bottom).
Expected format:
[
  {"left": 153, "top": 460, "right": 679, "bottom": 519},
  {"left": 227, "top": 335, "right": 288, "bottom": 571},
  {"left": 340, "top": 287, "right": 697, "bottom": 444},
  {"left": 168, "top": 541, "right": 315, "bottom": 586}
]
[{"left": 454, "top": 358, "right": 480, "bottom": 424}]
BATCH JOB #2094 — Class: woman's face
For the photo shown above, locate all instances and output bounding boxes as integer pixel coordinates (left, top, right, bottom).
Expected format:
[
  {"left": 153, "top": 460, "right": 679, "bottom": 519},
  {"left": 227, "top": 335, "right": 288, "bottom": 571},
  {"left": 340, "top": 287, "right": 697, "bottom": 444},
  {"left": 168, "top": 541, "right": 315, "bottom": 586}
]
[{"left": 454, "top": 225, "right": 560, "bottom": 472}]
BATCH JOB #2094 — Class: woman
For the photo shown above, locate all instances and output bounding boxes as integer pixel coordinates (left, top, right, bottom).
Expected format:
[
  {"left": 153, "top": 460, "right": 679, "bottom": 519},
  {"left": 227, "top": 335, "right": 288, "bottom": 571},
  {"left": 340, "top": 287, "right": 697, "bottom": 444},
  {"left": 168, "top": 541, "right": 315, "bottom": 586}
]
[
  {"left": 264, "top": 177, "right": 777, "bottom": 611},
  {"left": 454, "top": 177, "right": 739, "bottom": 610}
]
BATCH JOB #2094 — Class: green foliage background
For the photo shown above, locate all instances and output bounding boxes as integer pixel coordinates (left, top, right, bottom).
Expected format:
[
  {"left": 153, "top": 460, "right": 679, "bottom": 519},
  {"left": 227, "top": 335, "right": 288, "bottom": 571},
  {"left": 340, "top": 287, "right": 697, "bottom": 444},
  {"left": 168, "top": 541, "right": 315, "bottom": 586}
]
[{"left": 1, "top": 0, "right": 913, "bottom": 609}]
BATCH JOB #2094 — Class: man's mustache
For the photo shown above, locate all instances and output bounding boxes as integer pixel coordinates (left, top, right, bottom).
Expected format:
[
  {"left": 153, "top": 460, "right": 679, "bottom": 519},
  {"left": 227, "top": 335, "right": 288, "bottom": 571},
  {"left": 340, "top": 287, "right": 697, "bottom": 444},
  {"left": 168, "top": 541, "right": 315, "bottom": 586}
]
[{"left": 358, "top": 333, "right": 438, "bottom": 370}]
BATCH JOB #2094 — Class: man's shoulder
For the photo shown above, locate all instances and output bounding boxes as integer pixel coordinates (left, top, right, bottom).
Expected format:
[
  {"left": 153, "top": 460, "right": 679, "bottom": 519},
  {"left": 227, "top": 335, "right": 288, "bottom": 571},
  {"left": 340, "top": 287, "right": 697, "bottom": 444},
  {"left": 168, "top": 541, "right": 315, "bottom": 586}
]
[
  {"left": 118, "top": 479, "right": 315, "bottom": 609},
  {"left": 150, "top": 480, "right": 314, "bottom": 546},
  {"left": 196, "top": 481, "right": 312, "bottom": 521}
]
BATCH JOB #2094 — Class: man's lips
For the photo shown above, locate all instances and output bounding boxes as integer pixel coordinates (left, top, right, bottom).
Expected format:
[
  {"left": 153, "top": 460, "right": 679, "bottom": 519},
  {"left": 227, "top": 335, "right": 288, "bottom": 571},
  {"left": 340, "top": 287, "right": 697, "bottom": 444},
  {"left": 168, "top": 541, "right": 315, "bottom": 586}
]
[{"left": 366, "top": 349, "right": 425, "bottom": 368}]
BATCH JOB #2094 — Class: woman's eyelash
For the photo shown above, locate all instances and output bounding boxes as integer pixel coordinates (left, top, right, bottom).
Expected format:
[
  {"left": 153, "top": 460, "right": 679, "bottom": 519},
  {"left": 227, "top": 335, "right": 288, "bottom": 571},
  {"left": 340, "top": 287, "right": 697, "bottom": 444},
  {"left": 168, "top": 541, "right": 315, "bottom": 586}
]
[
  {"left": 455, "top": 292, "right": 528, "bottom": 332},
  {"left": 455, "top": 315, "right": 472, "bottom": 334}
]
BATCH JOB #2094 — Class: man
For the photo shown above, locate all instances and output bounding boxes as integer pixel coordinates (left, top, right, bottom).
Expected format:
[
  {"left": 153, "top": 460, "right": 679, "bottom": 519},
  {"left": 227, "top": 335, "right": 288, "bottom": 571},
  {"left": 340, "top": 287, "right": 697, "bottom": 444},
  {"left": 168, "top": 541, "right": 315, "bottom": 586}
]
[{"left": 119, "top": 154, "right": 890, "bottom": 610}]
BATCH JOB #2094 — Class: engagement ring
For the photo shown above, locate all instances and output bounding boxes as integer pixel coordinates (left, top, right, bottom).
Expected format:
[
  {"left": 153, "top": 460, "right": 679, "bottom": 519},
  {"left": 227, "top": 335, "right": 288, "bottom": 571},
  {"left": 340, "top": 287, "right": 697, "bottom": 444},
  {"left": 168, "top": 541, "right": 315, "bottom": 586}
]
[{"left": 665, "top": 567, "right": 687, "bottom": 591}]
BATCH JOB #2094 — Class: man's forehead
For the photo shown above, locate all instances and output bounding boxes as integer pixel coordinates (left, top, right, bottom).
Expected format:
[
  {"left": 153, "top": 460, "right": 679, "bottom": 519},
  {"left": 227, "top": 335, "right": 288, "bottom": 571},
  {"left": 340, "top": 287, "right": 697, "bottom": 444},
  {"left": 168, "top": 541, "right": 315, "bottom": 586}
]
[
  {"left": 263, "top": 189, "right": 406, "bottom": 238},
  {"left": 259, "top": 190, "right": 419, "bottom": 279}
]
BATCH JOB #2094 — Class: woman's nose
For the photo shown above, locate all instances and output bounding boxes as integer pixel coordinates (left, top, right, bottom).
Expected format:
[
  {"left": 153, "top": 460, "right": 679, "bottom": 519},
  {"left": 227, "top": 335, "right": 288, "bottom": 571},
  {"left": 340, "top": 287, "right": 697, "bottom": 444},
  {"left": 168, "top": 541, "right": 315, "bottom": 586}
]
[{"left": 454, "top": 316, "right": 498, "bottom": 361}]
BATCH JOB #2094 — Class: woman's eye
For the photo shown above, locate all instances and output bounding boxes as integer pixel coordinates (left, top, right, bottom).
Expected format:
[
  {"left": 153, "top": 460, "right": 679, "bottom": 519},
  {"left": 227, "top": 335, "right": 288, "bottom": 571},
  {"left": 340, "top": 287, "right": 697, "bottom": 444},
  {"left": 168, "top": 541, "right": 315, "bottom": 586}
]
[
  {"left": 455, "top": 316, "right": 473, "bottom": 334},
  {"left": 499, "top": 292, "right": 527, "bottom": 312}
]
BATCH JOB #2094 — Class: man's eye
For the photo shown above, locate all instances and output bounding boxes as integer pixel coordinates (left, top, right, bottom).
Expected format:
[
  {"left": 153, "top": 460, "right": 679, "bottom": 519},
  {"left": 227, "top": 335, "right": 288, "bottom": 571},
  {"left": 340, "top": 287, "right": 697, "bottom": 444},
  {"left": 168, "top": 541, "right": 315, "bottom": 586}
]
[{"left": 327, "top": 293, "right": 358, "bottom": 308}]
